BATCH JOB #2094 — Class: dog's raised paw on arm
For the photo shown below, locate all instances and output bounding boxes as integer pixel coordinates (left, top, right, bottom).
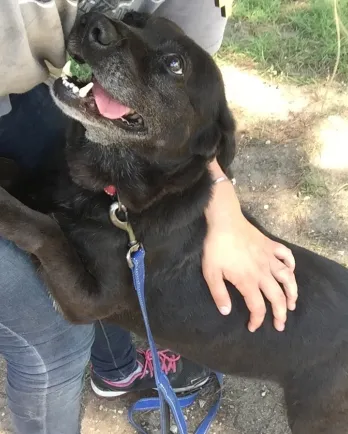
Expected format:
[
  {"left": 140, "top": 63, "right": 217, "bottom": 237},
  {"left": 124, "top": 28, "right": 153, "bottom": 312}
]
[{"left": 0, "top": 186, "right": 62, "bottom": 254}]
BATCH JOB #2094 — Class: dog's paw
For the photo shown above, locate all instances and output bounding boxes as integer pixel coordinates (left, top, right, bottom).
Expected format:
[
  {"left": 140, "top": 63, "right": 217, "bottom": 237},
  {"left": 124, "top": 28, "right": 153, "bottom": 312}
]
[
  {"left": 0, "top": 158, "right": 20, "bottom": 189},
  {"left": 0, "top": 187, "right": 60, "bottom": 254}
]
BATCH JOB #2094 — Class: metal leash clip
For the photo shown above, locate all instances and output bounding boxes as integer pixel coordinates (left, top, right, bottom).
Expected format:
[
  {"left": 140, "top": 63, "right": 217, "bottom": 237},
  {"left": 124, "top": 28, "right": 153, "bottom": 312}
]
[{"left": 109, "top": 201, "right": 141, "bottom": 268}]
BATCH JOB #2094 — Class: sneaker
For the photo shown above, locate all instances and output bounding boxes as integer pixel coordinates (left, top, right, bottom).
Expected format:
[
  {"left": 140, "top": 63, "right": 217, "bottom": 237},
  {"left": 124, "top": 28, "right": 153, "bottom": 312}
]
[{"left": 90, "top": 349, "right": 210, "bottom": 398}]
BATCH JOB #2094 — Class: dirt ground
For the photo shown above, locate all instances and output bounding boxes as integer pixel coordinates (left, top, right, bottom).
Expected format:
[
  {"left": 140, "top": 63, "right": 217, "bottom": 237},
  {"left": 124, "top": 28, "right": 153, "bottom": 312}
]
[{"left": 0, "top": 65, "right": 347, "bottom": 433}]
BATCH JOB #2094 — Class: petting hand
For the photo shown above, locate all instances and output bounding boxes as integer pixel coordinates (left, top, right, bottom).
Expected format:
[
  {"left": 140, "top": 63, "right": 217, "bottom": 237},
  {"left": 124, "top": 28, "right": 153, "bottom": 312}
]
[{"left": 202, "top": 161, "right": 298, "bottom": 332}]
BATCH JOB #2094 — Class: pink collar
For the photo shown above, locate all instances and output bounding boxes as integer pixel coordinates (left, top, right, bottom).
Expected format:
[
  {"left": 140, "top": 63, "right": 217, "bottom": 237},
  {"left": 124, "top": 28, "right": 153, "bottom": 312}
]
[{"left": 104, "top": 185, "right": 117, "bottom": 196}]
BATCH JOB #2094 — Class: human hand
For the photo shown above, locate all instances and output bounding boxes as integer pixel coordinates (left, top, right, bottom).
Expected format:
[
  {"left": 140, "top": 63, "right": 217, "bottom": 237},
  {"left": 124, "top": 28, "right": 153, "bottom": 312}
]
[{"left": 202, "top": 164, "right": 298, "bottom": 332}]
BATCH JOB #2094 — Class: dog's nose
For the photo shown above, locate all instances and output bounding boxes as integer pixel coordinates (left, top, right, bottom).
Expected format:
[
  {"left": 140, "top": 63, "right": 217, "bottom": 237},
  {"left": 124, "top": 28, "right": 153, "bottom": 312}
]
[{"left": 80, "top": 13, "right": 119, "bottom": 47}]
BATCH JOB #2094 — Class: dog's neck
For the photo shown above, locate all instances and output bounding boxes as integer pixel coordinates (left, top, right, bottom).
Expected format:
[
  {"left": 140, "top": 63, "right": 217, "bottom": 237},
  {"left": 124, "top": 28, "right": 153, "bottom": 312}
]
[{"left": 65, "top": 122, "right": 213, "bottom": 214}]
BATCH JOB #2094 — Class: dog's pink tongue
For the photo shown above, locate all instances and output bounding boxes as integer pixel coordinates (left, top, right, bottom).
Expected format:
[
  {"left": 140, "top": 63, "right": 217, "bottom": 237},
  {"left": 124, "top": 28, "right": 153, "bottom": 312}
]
[{"left": 92, "top": 81, "right": 130, "bottom": 119}]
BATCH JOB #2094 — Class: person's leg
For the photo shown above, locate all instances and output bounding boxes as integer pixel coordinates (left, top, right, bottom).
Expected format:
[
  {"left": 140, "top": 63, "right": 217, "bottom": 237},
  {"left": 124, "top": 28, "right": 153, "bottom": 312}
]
[
  {"left": 90, "top": 320, "right": 210, "bottom": 397},
  {"left": 0, "top": 84, "right": 67, "bottom": 170},
  {"left": 0, "top": 238, "right": 94, "bottom": 434},
  {"left": 0, "top": 84, "right": 93, "bottom": 434},
  {"left": 91, "top": 321, "right": 137, "bottom": 380}
]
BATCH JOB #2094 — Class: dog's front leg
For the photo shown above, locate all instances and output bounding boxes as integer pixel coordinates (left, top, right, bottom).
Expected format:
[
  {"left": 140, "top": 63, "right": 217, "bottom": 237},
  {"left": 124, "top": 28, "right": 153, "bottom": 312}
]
[{"left": 0, "top": 186, "right": 120, "bottom": 323}]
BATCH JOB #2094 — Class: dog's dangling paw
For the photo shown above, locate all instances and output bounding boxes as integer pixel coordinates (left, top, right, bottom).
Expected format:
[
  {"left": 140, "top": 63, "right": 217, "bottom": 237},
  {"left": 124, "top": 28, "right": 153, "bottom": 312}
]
[{"left": 0, "top": 157, "right": 20, "bottom": 190}]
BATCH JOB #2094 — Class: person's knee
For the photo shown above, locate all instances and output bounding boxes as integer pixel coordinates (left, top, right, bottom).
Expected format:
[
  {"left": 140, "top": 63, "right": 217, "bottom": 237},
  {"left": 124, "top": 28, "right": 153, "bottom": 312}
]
[
  {"left": 0, "top": 237, "right": 51, "bottom": 325},
  {"left": 0, "top": 237, "right": 35, "bottom": 284},
  {"left": 6, "top": 339, "right": 91, "bottom": 395},
  {"left": 0, "top": 236, "right": 20, "bottom": 262}
]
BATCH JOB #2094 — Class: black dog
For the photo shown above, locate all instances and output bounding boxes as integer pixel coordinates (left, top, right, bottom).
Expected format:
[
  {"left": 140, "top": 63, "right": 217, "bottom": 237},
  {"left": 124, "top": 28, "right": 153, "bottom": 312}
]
[{"left": 1, "top": 12, "right": 348, "bottom": 433}]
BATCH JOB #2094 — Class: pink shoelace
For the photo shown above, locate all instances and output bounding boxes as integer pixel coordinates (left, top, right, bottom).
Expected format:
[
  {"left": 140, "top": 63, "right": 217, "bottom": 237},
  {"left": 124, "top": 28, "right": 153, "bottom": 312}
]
[{"left": 138, "top": 349, "right": 181, "bottom": 379}]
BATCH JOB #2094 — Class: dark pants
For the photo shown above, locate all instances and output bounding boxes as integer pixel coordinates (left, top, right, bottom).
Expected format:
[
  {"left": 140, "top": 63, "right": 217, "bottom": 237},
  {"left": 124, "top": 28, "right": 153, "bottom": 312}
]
[{"left": 0, "top": 84, "right": 137, "bottom": 434}]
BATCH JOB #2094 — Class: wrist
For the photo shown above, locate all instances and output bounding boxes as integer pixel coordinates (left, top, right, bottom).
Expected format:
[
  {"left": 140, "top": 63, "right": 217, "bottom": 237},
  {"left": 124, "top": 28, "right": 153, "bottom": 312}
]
[
  {"left": 206, "top": 179, "right": 242, "bottom": 221},
  {"left": 208, "top": 158, "right": 225, "bottom": 179},
  {"left": 206, "top": 158, "right": 243, "bottom": 223},
  {"left": 208, "top": 158, "right": 236, "bottom": 185}
]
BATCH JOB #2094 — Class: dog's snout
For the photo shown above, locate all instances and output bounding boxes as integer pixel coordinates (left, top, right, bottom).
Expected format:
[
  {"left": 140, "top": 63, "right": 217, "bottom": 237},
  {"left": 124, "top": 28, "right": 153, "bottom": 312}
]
[
  {"left": 80, "top": 13, "right": 120, "bottom": 47},
  {"left": 90, "top": 19, "right": 118, "bottom": 46}
]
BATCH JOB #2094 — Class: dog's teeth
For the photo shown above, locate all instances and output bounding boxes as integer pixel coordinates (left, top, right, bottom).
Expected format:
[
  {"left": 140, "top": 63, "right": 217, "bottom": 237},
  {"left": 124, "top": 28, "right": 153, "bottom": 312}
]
[
  {"left": 128, "top": 113, "right": 140, "bottom": 120},
  {"left": 78, "top": 82, "right": 94, "bottom": 98},
  {"left": 62, "top": 60, "right": 72, "bottom": 77},
  {"left": 72, "top": 85, "right": 79, "bottom": 94}
]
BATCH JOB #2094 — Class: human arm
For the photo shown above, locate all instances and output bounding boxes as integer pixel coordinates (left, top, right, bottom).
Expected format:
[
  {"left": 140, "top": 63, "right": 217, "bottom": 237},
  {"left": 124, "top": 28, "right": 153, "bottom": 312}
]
[
  {"left": 0, "top": 0, "right": 76, "bottom": 100},
  {"left": 203, "top": 158, "right": 298, "bottom": 332}
]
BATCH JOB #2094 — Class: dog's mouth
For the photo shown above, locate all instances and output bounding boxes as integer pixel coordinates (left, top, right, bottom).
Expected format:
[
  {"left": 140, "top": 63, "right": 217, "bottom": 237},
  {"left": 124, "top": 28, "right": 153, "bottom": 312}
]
[{"left": 53, "top": 60, "right": 145, "bottom": 131}]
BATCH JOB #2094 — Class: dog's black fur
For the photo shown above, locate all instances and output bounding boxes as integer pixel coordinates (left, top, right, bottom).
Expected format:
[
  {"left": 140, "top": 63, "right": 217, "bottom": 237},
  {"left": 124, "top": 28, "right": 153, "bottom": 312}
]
[{"left": 1, "top": 12, "right": 348, "bottom": 433}]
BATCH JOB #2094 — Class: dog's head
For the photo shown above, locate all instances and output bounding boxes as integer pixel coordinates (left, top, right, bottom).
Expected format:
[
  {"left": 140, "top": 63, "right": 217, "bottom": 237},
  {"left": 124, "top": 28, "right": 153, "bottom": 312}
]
[{"left": 52, "top": 12, "right": 235, "bottom": 166}]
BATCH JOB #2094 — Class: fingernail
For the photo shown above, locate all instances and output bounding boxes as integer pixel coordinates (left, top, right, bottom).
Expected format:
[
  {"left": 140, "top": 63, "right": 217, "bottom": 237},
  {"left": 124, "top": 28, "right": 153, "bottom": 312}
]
[
  {"left": 219, "top": 306, "right": 230, "bottom": 315},
  {"left": 248, "top": 325, "right": 256, "bottom": 333},
  {"left": 289, "top": 303, "right": 296, "bottom": 311},
  {"left": 277, "top": 324, "right": 285, "bottom": 332}
]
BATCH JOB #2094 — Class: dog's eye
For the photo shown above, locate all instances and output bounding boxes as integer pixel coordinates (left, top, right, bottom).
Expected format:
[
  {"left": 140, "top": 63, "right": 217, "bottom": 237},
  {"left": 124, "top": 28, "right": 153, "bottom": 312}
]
[{"left": 164, "top": 55, "right": 184, "bottom": 75}]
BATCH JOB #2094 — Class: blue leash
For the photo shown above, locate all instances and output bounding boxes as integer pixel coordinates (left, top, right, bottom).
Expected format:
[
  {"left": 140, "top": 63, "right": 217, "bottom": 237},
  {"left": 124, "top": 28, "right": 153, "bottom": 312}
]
[{"left": 109, "top": 200, "right": 223, "bottom": 434}]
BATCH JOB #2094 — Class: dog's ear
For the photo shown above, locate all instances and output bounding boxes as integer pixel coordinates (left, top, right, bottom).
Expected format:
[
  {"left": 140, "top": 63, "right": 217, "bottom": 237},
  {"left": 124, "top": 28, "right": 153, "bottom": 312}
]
[
  {"left": 216, "top": 101, "right": 236, "bottom": 175},
  {"left": 122, "top": 11, "right": 150, "bottom": 28},
  {"left": 189, "top": 122, "right": 221, "bottom": 160},
  {"left": 189, "top": 101, "right": 236, "bottom": 172}
]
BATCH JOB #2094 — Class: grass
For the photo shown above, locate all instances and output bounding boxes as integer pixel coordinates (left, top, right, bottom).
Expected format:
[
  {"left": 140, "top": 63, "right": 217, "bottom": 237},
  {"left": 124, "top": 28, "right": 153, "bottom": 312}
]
[
  {"left": 69, "top": 57, "right": 92, "bottom": 82},
  {"left": 218, "top": 0, "right": 348, "bottom": 83},
  {"left": 299, "top": 167, "right": 329, "bottom": 197}
]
